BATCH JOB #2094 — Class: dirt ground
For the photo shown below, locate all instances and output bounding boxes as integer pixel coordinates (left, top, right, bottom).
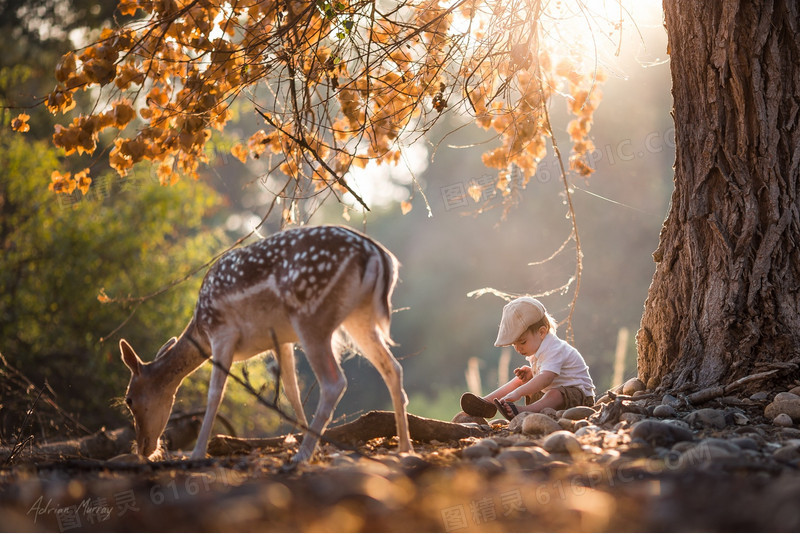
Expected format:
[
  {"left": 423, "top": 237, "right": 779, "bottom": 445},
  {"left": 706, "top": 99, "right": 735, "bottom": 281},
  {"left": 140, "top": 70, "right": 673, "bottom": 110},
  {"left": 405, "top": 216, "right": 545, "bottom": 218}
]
[
  {"left": 2, "top": 390, "right": 800, "bottom": 532},
  {"left": 0, "top": 418, "right": 800, "bottom": 532}
]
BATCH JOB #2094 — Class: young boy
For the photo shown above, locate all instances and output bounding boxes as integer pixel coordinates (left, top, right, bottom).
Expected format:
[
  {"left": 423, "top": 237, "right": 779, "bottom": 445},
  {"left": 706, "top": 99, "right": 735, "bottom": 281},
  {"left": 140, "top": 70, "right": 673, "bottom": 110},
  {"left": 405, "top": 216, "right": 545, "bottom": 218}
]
[{"left": 461, "top": 297, "right": 595, "bottom": 420}]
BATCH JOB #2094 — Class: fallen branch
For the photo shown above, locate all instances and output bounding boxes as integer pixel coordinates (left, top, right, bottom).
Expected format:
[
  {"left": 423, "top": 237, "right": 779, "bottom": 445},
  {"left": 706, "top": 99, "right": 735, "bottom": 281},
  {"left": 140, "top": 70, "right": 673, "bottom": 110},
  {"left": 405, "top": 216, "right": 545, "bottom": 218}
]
[
  {"left": 208, "top": 411, "right": 489, "bottom": 456},
  {"left": 687, "top": 367, "right": 789, "bottom": 405},
  {"left": 0, "top": 415, "right": 201, "bottom": 464}
]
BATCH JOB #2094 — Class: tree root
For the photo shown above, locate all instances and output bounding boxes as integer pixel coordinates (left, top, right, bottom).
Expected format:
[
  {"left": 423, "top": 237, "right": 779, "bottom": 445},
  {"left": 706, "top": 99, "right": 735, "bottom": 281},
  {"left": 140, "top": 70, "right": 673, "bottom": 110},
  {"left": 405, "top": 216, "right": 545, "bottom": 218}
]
[{"left": 208, "top": 411, "right": 489, "bottom": 456}]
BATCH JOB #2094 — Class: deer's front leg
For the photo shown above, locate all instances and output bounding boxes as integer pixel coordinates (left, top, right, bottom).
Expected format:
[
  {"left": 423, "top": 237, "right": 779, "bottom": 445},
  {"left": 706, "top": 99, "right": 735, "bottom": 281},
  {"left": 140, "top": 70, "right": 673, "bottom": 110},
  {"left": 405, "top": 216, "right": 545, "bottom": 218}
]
[
  {"left": 277, "top": 342, "right": 308, "bottom": 429},
  {"left": 191, "top": 338, "right": 236, "bottom": 460}
]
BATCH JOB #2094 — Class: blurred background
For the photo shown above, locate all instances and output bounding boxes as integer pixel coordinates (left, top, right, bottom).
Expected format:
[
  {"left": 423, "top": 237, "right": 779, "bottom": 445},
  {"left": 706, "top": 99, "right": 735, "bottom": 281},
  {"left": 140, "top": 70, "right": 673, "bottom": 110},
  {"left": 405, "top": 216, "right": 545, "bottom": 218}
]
[{"left": 0, "top": 1, "right": 673, "bottom": 442}]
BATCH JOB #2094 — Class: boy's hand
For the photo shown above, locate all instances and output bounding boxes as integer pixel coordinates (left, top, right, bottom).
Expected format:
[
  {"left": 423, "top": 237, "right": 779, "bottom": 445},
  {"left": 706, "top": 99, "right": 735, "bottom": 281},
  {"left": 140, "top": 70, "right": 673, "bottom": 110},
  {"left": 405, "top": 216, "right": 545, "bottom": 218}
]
[{"left": 514, "top": 366, "right": 533, "bottom": 382}]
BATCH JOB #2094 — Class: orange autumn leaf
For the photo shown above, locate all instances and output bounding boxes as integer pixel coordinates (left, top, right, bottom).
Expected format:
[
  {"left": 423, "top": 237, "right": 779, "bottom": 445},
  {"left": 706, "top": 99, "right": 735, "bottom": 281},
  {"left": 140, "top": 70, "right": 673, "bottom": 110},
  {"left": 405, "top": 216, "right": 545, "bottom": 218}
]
[
  {"left": 74, "top": 168, "right": 92, "bottom": 195},
  {"left": 231, "top": 143, "right": 248, "bottom": 163},
  {"left": 49, "top": 170, "right": 76, "bottom": 195},
  {"left": 11, "top": 113, "right": 30, "bottom": 133}
]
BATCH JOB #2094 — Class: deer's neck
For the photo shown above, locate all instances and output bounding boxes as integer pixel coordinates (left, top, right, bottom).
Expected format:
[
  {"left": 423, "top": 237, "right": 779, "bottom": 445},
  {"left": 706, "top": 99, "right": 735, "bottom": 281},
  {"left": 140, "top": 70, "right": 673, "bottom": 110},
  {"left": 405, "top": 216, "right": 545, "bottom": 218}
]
[{"left": 150, "top": 320, "right": 210, "bottom": 389}]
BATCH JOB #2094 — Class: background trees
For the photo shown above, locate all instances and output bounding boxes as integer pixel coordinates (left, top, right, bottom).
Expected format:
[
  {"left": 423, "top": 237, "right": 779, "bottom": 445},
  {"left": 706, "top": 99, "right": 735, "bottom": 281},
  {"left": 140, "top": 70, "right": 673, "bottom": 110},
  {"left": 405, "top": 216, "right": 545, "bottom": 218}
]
[{"left": 3, "top": 1, "right": 679, "bottom": 432}]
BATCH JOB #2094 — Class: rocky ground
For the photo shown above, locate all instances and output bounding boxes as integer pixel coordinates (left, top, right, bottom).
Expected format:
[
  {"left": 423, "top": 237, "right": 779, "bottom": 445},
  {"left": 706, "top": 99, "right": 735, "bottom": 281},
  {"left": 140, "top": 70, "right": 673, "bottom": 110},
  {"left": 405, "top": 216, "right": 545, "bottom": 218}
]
[{"left": 2, "top": 380, "right": 800, "bottom": 532}]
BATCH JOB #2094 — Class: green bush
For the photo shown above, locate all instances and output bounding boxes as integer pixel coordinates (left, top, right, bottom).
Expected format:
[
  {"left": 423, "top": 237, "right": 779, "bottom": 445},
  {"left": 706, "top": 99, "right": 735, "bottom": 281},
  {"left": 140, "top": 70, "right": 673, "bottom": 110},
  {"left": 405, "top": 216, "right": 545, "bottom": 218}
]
[{"left": 0, "top": 134, "right": 224, "bottom": 435}]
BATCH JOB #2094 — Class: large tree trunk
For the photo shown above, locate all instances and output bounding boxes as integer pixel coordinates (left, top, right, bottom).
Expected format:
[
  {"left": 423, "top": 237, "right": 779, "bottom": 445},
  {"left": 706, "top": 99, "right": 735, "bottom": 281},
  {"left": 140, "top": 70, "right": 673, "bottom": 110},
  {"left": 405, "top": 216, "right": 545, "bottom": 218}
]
[{"left": 637, "top": 1, "right": 800, "bottom": 391}]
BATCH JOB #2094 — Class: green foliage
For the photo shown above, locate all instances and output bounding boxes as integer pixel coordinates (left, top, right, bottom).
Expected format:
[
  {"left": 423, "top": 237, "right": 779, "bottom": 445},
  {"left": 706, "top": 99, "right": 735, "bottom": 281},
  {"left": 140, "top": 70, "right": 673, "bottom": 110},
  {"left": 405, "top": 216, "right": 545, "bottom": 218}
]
[
  {"left": 0, "top": 133, "right": 223, "bottom": 432},
  {"left": 175, "top": 355, "right": 299, "bottom": 440},
  {"left": 407, "top": 386, "right": 464, "bottom": 422}
]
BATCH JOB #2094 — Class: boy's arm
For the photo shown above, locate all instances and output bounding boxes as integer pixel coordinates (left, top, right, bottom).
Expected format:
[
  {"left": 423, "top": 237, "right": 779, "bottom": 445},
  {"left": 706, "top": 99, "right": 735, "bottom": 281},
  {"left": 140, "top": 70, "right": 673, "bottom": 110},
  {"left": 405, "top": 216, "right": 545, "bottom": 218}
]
[
  {"left": 482, "top": 377, "right": 525, "bottom": 402},
  {"left": 501, "top": 371, "right": 557, "bottom": 403}
]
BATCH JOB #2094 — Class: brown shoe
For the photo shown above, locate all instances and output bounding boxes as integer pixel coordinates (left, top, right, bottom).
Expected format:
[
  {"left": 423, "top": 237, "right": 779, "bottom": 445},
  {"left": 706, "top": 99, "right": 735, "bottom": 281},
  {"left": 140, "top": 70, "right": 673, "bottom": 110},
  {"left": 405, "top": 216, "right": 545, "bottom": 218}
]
[{"left": 460, "top": 392, "right": 497, "bottom": 418}]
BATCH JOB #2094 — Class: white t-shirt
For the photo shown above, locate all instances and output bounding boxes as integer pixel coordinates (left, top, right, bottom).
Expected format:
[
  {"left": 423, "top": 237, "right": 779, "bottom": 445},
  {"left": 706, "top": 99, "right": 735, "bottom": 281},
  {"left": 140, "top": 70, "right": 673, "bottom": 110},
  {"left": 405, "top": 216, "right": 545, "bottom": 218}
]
[{"left": 526, "top": 332, "right": 595, "bottom": 397}]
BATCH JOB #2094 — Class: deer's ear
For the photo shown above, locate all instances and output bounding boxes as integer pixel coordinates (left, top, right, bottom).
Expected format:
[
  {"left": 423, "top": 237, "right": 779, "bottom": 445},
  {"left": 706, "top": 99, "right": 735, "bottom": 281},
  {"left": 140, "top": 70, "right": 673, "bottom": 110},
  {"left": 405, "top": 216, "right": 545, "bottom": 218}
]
[
  {"left": 120, "top": 339, "right": 142, "bottom": 376},
  {"left": 155, "top": 337, "right": 178, "bottom": 360}
]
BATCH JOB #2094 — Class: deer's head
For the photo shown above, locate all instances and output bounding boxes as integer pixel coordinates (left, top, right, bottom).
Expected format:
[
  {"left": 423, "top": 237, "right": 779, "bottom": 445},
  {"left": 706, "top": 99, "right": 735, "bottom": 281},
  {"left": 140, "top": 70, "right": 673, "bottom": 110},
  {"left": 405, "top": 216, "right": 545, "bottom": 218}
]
[{"left": 120, "top": 338, "right": 178, "bottom": 458}]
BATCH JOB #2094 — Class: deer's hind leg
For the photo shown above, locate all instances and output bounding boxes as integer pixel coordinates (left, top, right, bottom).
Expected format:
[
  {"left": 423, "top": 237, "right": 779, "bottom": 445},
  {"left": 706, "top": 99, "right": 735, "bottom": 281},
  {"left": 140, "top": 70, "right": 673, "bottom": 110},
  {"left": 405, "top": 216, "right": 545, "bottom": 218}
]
[
  {"left": 343, "top": 312, "right": 413, "bottom": 453},
  {"left": 291, "top": 328, "right": 346, "bottom": 463}
]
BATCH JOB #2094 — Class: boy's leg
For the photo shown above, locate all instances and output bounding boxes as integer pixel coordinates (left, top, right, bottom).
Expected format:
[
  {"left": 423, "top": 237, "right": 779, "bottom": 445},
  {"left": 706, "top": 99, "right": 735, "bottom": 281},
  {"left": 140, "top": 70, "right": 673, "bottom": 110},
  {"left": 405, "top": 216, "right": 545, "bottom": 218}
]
[
  {"left": 519, "top": 389, "right": 563, "bottom": 413},
  {"left": 524, "top": 392, "right": 543, "bottom": 405}
]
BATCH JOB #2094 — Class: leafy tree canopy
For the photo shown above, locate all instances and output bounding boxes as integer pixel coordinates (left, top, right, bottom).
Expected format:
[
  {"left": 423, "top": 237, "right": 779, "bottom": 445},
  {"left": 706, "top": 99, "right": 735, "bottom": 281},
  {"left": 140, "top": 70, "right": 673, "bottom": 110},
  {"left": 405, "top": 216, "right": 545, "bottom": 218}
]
[{"left": 30, "top": 0, "right": 618, "bottom": 214}]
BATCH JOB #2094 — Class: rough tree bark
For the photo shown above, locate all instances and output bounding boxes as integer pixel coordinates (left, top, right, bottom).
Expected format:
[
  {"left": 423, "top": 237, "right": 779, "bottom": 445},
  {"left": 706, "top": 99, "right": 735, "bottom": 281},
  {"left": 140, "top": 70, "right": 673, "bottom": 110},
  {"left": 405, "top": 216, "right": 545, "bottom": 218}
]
[{"left": 637, "top": 1, "right": 800, "bottom": 391}]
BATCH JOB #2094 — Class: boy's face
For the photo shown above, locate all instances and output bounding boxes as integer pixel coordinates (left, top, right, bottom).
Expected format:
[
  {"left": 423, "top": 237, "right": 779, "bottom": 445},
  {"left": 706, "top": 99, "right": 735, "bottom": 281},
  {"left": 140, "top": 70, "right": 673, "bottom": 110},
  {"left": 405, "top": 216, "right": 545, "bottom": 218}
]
[{"left": 511, "top": 326, "right": 548, "bottom": 357}]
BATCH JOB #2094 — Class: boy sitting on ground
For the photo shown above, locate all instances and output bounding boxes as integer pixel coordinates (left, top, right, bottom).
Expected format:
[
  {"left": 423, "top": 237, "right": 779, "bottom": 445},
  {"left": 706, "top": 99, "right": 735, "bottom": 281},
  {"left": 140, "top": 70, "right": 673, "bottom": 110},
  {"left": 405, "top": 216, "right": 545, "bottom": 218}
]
[{"left": 461, "top": 297, "right": 595, "bottom": 420}]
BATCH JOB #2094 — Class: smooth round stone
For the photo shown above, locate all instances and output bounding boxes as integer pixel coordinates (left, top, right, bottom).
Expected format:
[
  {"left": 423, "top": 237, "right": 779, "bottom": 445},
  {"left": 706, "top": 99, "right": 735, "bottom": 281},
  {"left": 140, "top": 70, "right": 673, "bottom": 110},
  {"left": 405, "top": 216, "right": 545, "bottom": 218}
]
[
  {"left": 772, "top": 444, "right": 800, "bottom": 462},
  {"left": 631, "top": 419, "right": 694, "bottom": 447},
  {"left": 677, "top": 443, "right": 733, "bottom": 469},
  {"left": 507, "top": 412, "right": 531, "bottom": 433},
  {"left": 562, "top": 406, "right": 596, "bottom": 420},
  {"left": 620, "top": 412, "right": 646, "bottom": 424},
  {"left": 496, "top": 447, "right": 548, "bottom": 469},
  {"left": 698, "top": 438, "right": 740, "bottom": 454},
  {"left": 451, "top": 412, "right": 488, "bottom": 425},
  {"left": 684, "top": 408, "right": 727, "bottom": 430},
  {"left": 573, "top": 419, "right": 591, "bottom": 431},
  {"left": 540, "top": 407, "right": 558, "bottom": 418},
  {"left": 521, "top": 413, "right": 562, "bottom": 436},
  {"left": 543, "top": 430, "right": 582, "bottom": 455},
  {"left": 558, "top": 418, "right": 574, "bottom": 431},
  {"left": 462, "top": 444, "right": 494, "bottom": 460},
  {"left": 622, "top": 378, "right": 646, "bottom": 396},
  {"left": 653, "top": 404, "right": 677, "bottom": 418},
  {"left": 472, "top": 456, "right": 505, "bottom": 474},
  {"left": 574, "top": 424, "right": 602, "bottom": 438},
  {"left": 730, "top": 437, "right": 760, "bottom": 451},
  {"left": 765, "top": 393, "right": 800, "bottom": 422},
  {"left": 662, "top": 394, "right": 681, "bottom": 408},
  {"left": 774, "top": 413, "right": 794, "bottom": 427},
  {"left": 476, "top": 438, "right": 500, "bottom": 452}
]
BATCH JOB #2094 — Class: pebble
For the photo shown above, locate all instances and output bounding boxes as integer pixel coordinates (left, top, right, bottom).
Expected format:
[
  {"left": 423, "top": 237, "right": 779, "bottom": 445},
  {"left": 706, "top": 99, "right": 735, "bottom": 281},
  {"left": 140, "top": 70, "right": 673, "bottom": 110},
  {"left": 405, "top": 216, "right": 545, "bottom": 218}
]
[
  {"left": 622, "top": 378, "right": 646, "bottom": 396},
  {"left": 732, "top": 412, "right": 750, "bottom": 425},
  {"left": 653, "top": 404, "right": 677, "bottom": 418},
  {"left": 574, "top": 425, "right": 602, "bottom": 438},
  {"left": 462, "top": 444, "right": 494, "bottom": 460},
  {"left": 496, "top": 447, "right": 548, "bottom": 469},
  {"left": 472, "top": 456, "right": 505, "bottom": 474},
  {"left": 542, "top": 431, "right": 582, "bottom": 456},
  {"left": 772, "top": 444, "right": 800, "bottom": 463},
  {"left": 562, "top": 406, "right": 596, "bottom": 420},
  {"left": 765, "top": 392, "right": 800, "bottom": 422},
  {"left": 558, "top": 418, "right": 574, "bottom": 431},
  {"left": 662, "top": 394, "right": 681, "bottom": 408},
  {"left": 520, "top": 413, "right": 562, "bottom": 436},
  {"left": 631, "top": 420, "right": 694, "bottom": 448},
  {"left": 620, "top": 413, "right": 646, "bottom": 424},
  {"left": 790, "top": 386, "right": 800, "bottom": 397},
  {"left": 773, "top": 413, "right": 794, "bottom": 427},
  {"left": 451, "top": 412, "right": 487, "bottom": 425},
  {"left": 507, "top": 412, "right": 531, "bottom": 433},
  {"left": 750, "top": 391, "right": 770, "bottom": 402},
  {"left": 730, "top": 437, "right": 760, "bottom": 451},
  {"left": 677, "top": 443, "right": 734, "bottom": 469},
  {"left": 476, "top": 438, "right": 500, "bottom": 452},
  {"left": 684, "top": 408, "right": 727, "bottom": 430},
  {"left": 540, "top": 407, "right": 558, "bottom": 418},
  {"left": 573, "top": 420, "right": 591, "bottom": 431}
]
